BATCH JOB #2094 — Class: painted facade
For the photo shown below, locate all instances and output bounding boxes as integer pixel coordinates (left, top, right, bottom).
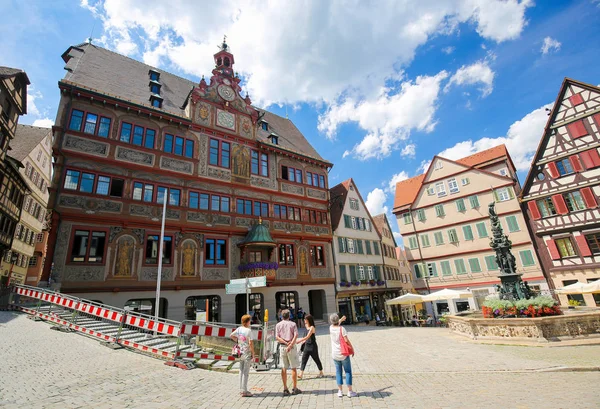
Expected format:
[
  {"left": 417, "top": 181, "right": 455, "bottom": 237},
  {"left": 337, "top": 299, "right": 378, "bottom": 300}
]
[
  {"left": 520, "top": 78, "right": 600, "bottom": 308},
  {"left": 330, "top": 179, "right": 387, "bottom": 324},
  {"left": 393, "top": 145, "right": 548, "bottom": 315},
  {"left": 0, "top": 67, "right": 30, "bottom": 284},
  {"left": 44, "top": 41, "right": 335, "bottom": 322}
]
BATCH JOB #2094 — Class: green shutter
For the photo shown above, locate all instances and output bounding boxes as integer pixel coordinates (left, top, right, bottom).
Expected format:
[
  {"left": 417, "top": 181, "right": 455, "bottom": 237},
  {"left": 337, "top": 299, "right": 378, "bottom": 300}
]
[
  {"left": 456, "top": 199, "right": 466, "bottom": 212},
  {"left": 507, "top": 215, "right": 520, "bottom": 232},
  {"left": 455, "top": 259, "right": 467, "bottom": 274},
  {"left": 508, "top": 187, "right": 515, "bottom": 199},
  {"left": 344, "top": 215, "right": 351, "bottom": 228},
  {"left": 441, "top": 260, "right": 452, "bottom": 276},
  {"left": 373, "top": 241, "right": 380, "bottom": 255},
  {"left": 349, "top": 265, "right": 357, "bottom": 281},
  {"left": 414, "top": 264, "right": 422, "bottom": 278},
  {"left": 476, "top": 222, "right": 488, "bottom": 238},
  {"left": 417, "top": 209, "right": 426, "bottom": 222},
  {"left": 408, "top": 237, "right": 417, "bottom": 249},
  {"left": 434, "top": 231, "right": 444, "bottom": 246},
  {"left": 429, "top": 262, "right": 438, "bottom": 277},
  {"left": 468, "top": 258, "right": 482, "bottom": 272},
  {"left": 485, "top": 255, "right": 498, "bottom": 271},
  {"left": 403, "top": 213, "right": 412, "bottom": 224},
  {"left": 420, "top": 234, "right": 430, "bottom": 247},
  {"left": 469, "top": 195, "right": 479, "bottom": 208},
  {"left": 365, "top": 240, "right": 372, "bottom": 255},
  {"left": 435, "top": 204, "right": 445, "bottom": 217},
  {"left": 338, "top": 236, "right": 345, "bottom": 253},
  {"left": 519, "top": 250, "right": 535, "bottom": 267},
  {"left": 374, "top": 266, "right": 380, "bottom": 280},
  {"left": 340, "top": 265, "right": 347, "bottom": 281},
  {"left": 357, "top": 240, "right": 364, "bottom": 254},
  {"left": 462, "top": 225, "right": 473, "bottom": 241},
  {"left": 448, "top": 229, "right": 458, "bottom": 243},
  {"left": 493, "top": 190, "right": 500, "bottom": 202}
]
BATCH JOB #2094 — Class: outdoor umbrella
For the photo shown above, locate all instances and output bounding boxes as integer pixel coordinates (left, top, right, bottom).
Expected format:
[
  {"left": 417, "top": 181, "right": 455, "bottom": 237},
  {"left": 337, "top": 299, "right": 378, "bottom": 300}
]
[
  {"left": 421, "top": 288, "right": 472, "bottom": 302},
  {"left": 554, "top": 282, "right": 589, "bottom": 294},
  {"left": 583, "top": 280, "right": 600, "bottom": 293},
  {"left": 386, "top": 293, "right": 423, "bottom": 305}
]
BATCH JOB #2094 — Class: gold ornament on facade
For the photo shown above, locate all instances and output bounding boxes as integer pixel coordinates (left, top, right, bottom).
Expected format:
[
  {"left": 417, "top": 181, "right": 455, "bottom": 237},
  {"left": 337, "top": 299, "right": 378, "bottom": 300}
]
[
  {"left": 232, "top": 144, "right": 250, "bottom": 178},
  {"left": 115, "top": 239, "right": 133, "bottom": 277},
  {"left": 199, "top": 105, "right": 210, "bottom": 120},
  {"left": 182, "top": 243, "right": 196, "bottom": 276},
  {"left": 299, "top": 247, "right": 309, "bottom": 275}
]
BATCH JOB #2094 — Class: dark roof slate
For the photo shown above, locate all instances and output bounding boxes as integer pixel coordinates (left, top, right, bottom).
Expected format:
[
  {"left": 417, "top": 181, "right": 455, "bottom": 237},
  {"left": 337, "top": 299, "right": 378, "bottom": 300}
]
[
  {"left": 9, "top": 124, "right": 51, "bottom": 161},
  {"left": 61, "top": 43, "right": 327, "bottom": 163}
]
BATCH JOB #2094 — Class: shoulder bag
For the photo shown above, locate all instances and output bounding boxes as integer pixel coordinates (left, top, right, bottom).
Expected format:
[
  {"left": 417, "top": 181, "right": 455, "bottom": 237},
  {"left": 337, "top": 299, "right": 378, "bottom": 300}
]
[{"left": 339, "top": 327, "right": 354, "bottom": 356}]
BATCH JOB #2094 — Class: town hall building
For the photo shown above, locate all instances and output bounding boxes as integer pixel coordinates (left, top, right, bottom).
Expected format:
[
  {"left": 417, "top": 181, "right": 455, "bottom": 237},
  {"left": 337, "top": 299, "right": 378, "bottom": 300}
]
[{"left": 43, "top": 40, "right": 335, "bottom": 322}]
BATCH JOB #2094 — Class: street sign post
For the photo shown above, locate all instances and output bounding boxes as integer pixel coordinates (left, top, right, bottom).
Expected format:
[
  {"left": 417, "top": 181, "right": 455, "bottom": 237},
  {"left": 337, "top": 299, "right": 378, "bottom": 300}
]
[{"left": 226, "top": 276, "right": 267, "bottom": 315}]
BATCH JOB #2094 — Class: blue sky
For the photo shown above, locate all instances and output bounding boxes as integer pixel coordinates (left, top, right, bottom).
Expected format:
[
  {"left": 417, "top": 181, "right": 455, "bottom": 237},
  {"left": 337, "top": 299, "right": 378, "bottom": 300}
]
[{"left": 2, "top": 0, "right": 600, "bottom": 245}]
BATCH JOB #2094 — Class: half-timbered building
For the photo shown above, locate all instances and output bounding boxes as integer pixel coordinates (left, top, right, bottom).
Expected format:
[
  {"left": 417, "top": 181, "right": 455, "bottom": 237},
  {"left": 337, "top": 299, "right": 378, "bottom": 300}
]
[
  {"left": 44, "top": 41, "right": 335, "bottom": 322},
  {"left": 520, "top": 78, "right": 600, "bottom": 307},
  {"left": 393, "top": 145, "right": 548, "bottom": 315}
]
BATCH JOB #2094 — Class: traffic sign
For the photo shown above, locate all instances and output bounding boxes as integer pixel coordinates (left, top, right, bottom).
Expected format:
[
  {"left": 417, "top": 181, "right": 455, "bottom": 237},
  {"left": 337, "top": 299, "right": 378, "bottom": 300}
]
[
  {"left": 229, "top": 276, "right": 267, "bottom": 288},
  {"left": 225, "top": 283, "right": 247, "bottom": 295}
]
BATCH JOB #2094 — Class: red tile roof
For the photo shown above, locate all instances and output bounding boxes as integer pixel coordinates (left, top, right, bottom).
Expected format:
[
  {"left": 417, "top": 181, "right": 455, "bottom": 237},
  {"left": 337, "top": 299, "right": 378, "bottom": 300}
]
[
  {"left": 329, "top": 179, "right": 352, "bottom": 231},
  {"left": 393, "top": 144, "right": 508, "bottom": 211}
]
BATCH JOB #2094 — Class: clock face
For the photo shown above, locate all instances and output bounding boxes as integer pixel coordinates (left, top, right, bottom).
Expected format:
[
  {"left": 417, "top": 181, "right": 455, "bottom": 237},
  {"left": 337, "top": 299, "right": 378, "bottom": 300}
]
[
  {"left": 217, "top": 84, "right": 236, "bottom": 101},
  {"left": 216, "top": 109, "right": 236, "bottom": 130}
]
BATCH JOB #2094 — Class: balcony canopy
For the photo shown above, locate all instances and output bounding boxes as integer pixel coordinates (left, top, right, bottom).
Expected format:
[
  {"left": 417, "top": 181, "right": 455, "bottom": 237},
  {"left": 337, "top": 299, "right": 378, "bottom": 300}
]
[{"left": 239, "top": 218, "right": 276, "bottom": 248}]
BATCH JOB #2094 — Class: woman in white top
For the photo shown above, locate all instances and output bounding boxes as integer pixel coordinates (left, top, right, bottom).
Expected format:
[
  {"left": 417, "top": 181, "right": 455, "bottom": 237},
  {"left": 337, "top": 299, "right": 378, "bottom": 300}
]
[
  {"left": 230, "top": 314, "right": 256, "bottom": 397},
  {"left": 329, "top": 313, "right": 357, "bottom": 398}
]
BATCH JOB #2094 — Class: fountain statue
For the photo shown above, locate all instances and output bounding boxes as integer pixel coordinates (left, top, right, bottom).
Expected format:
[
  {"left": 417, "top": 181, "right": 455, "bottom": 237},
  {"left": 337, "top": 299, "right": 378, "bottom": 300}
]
[{"left": 489, "top": 202, "right": 531, "bottom": 300}]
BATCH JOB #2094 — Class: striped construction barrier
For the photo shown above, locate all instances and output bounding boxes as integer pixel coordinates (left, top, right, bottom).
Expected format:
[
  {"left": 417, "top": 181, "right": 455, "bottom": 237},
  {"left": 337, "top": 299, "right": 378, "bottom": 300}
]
[
  {"left": 125, "top": 315, "right": 179, "bottom": 336},
  {"left": 77, "top": 303, "right": 124, "bottom": 324},
  {"left": 175, "top": 350, "right": 259, "bottom": 363},
  {"left": 180, "top": 322, "right": 263, "bottom": 341}
]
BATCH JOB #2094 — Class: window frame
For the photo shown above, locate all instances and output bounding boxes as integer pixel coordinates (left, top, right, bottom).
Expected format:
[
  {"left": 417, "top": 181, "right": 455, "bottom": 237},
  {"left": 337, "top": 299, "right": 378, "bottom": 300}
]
[
  {"left": 205, "top": 238, "right": 227, "bottom": 266},
  {"left": 208, "top": 138, "right": 230, "bottom": 168},
  {"left": 310, "top": 245, "right": 325, "bottom": 267},
  {"left": 518, "top": 250, "right": 536, "bottom": 267},
  {"left": 68, "top": 108, "right": 111, "bottom": 137},
  {"left": 63, "top": 168, "right": 124, "bottom": 198},
  {"left": 67, "top": 227, "right": 109, "bottom": 265},
  {"left": 278, "top": 243, "right": 295, "bottom": 266},
  {"left": 281, "top": 165, "right": 304, "bottom": 184},
  {"left": 251, "top": 150, "right": 269, "bottom": 177},
  {"left": 563, "top": 191, "right": 586, "bottom": 212},
  {"left": 555, "top": 237, "right": 577, "bottom": 258},
  {"left": 164, "top": 133, "right": 195, "bottom": 159},
  {"left": 448, "top": 178, "right": 459, "bottom": 194},
  {"left": 119, "top": 121, "right": 157, "bottom": 149},
  {"left": 144, "top": 234, "right": 174, "bottom": 266}
]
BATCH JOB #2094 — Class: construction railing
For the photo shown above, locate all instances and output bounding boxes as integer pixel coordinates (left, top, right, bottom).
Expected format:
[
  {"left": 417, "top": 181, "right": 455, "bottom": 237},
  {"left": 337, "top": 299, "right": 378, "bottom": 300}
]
[{"left": 8, "top": 284, "right": 278, "bottom": 369}]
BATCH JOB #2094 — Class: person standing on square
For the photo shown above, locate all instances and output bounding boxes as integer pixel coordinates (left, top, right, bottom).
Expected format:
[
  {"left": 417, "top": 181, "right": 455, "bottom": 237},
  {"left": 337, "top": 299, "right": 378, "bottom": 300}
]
[
  {"left": 329, "top": 313, "right": 357, "bottom": 398},
  {"left": 275, "top": 309, "right": 302, "bottom": 396},
  {"left": 297, "top": 314, "right": 324, "bottom": 379},
  {"left": 230, "top": 314, "right": 256, "bottom": 397}
]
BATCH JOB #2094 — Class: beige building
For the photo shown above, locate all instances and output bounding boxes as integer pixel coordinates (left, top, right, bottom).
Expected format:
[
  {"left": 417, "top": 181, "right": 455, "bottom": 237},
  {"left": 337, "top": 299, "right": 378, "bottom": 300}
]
[
  {"left": 330, "top": 178, "right": 385, "bottom": 324},
  {"left": 0, "top": 125, "right": 52, "bottom": 285},
  {"left": 393, "top": 145, "right": 548, "bottom": 315},
  {"left": 396, "top": 247, "right": 417, "bottom": 322}
]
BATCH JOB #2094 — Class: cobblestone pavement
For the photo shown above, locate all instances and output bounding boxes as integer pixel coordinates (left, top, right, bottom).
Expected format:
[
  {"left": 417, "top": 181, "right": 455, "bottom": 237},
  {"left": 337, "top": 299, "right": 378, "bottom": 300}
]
[{"left": 1, "top": 312, "right": 599, "bottom": 408}]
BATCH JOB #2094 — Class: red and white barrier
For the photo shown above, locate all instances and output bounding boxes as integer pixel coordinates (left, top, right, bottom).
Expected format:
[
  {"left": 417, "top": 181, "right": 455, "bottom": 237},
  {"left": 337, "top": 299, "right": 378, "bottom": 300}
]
[
  {"left": 77, "top": 303, "right": 123, "bottom": 323},
  {"left": 180, "top": 322, "right": 263, "bottom": 341},
  {"left": 125, "top": 315, "right": 179, "bottom": 336}
]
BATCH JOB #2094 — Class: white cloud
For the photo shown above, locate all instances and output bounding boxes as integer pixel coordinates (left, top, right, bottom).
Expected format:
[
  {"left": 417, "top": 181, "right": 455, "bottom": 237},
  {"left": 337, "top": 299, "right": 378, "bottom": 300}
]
[
  {"left": 32, "top": 118, "right": 54, "bottom": 128},
  {"left": 436, "top": 102, "right": 553, "bottom": 171},
  {"left": 27, "top": 90, "right": 42, "bottom": 117},
  {"left": 393, "top": 232, "right": 404, "bottom": 248},
  {"left": 320, "top": 71, "right": 448, "bottom": 160},
  {"left": 401, "top": 144, "right": 416, "bottom": 158},
  {"left": 85, "top": 0, "right": 533, "bottom": 108},
  {"left": 446, "top": 59, "right": 495, "bottom": 97},
  {"left": 442, "top": 46, "right": 455, "bottom": 54},
  {"left": 365, "top": 188, "right": 389, "bottom": 216},
  {"left": 388, "top": 171, "right": 410, "bottom": 192},
  {"left": 540, "top": 36, "right": 561, "bottom": 55},
  {"left": 417, "top": 159, "right": 432, "bottom": 174}
]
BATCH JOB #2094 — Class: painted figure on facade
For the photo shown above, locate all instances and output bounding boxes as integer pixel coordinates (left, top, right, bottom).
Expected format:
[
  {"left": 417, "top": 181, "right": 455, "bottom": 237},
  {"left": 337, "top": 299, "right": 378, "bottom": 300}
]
[
  {"left": 488, "top": 202, "right": 531, "bottom": 300},
  {"left": 115, "top": 239, "right": 133, "bottom": 277},
  {"left": 232, "top": 144, "right": 250, "bottom": 178},
  {"left": 182, "top": 243, "right": 196, "bottom": 276},
  {"left": 299, "top": 248, "right": 308, "bottom": 275}
]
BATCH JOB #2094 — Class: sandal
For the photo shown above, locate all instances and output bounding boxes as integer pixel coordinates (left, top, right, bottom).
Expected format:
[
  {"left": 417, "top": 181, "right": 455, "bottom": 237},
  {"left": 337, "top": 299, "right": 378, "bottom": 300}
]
[
  {"left": 241, "top": 392, "right": 253, "bottom": 397},
  {"left": 283, "top": 389, "right": 291, "bottom": 396},
  {"left": 292, "top": 388, "right": 302, "bottom": 395}
]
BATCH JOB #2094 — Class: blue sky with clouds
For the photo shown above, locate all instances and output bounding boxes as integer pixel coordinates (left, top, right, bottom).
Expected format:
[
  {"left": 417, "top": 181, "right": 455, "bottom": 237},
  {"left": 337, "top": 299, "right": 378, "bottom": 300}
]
[{"left": 2, "top": 0, "right": 600, "bottom": 245}]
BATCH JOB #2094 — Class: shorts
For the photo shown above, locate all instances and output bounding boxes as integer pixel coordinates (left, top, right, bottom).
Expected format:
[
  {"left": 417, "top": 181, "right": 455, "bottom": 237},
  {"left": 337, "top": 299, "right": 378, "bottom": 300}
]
[{"left": 279, "top": 344, "right": 299, "bottom": 369}]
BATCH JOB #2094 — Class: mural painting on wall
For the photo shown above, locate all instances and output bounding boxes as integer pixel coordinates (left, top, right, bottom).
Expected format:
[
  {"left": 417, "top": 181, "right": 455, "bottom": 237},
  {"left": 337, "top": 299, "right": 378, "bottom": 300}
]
[
  {"left": 232, "top": 144, "right": 251, "bottom": 183},
  {"left": 182, "top": 242, "right": 196, "bottom": 276},
  {"left": 115, "top": 238, "right": 134, "bottom": 277},
  {"left": 299, "top": 247, "right": 309, "bottom": 276}
]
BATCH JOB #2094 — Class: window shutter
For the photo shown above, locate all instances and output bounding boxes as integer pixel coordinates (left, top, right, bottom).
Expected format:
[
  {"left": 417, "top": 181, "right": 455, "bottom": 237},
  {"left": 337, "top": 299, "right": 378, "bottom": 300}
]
[
  {"left": 338, "top": 237, "right": 345, "bottom": 253},
  {"left": 344, "top": 215, "right": 351, "bottom": 228},
  {"left": 430, "top": 263, "right": 437, "bottom": 277},
  {"left": 507, "top": 187, "right": 515, "bottom": 199},
  {"left": 567, "top": 120, "right": 588, "bottom": 139},
  {"left": 547, "top": 162, "right": 559, "bottom": 179},
  {"left": 373, "top": 241, "right": 380, "bottom": 255},
  {"left": 581, "top": 187, "right": 597, "bottom": 208},
  {"left": 527, "top": 201, "right": 541, "bottom": 220},
  {"left": 349, "top": 265, "right": 357, "bottom": 281},
  {"left": 574, "top": 235, "right": 592, "bottom": 257},
  {"left": 579, "top": 149, "right": 600, "bottom": 170},
  {"left": 493, "top": 190, "right": 499, "bottom": 202},
  {"left": 340, "top": 265, "right": 347, "bottom": 281},
  {"left": 357, "top": 240, "right": 364, "bottom": 254},
  {"left": 374, "top": 266, "right": 380, "bottom": 280},
  {"left": 551, "top": 194, "right": 569, "bottom": 215},
  {"left": 365, "top": 241, "right": 372, "bottom": 255},
  {"left": 569, "top": 155, "right": 583, "bottom": 172},
  {"left": 546, "top": 239, "right": 561, "bottom": 260}
]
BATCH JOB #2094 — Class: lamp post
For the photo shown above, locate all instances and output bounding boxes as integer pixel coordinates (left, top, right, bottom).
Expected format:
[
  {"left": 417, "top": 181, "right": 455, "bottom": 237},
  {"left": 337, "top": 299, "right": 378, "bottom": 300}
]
[
  {"left": 423, "top": 273, "right": 437, "bottom": 325},
  {"left": 154, "top": 193, "right": 167, "bottom": 336}
]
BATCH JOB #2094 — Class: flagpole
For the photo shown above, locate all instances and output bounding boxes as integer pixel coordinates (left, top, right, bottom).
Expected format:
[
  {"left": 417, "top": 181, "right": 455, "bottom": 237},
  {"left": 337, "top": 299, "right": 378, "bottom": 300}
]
[{"left": 154, "top": 192, "right": 167, "bottom": 336}]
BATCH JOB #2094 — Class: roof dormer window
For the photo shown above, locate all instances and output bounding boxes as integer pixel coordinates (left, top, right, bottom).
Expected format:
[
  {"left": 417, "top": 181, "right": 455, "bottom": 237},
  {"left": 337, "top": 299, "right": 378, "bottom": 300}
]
[
  {"left": 268, "top": 133, "right": 279, "bottom": 145},
  {"left": 149, "top": 69, "right": 160, "bottom": 82},
  {"left": 260, "top": 121, "right": 269, "bottom": 131},
  {"left": 150, "top": 95, "right": 163, "bottom": 108},
  {"left": 150, "top": 83, "right": 161, "bottom": 95}
]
